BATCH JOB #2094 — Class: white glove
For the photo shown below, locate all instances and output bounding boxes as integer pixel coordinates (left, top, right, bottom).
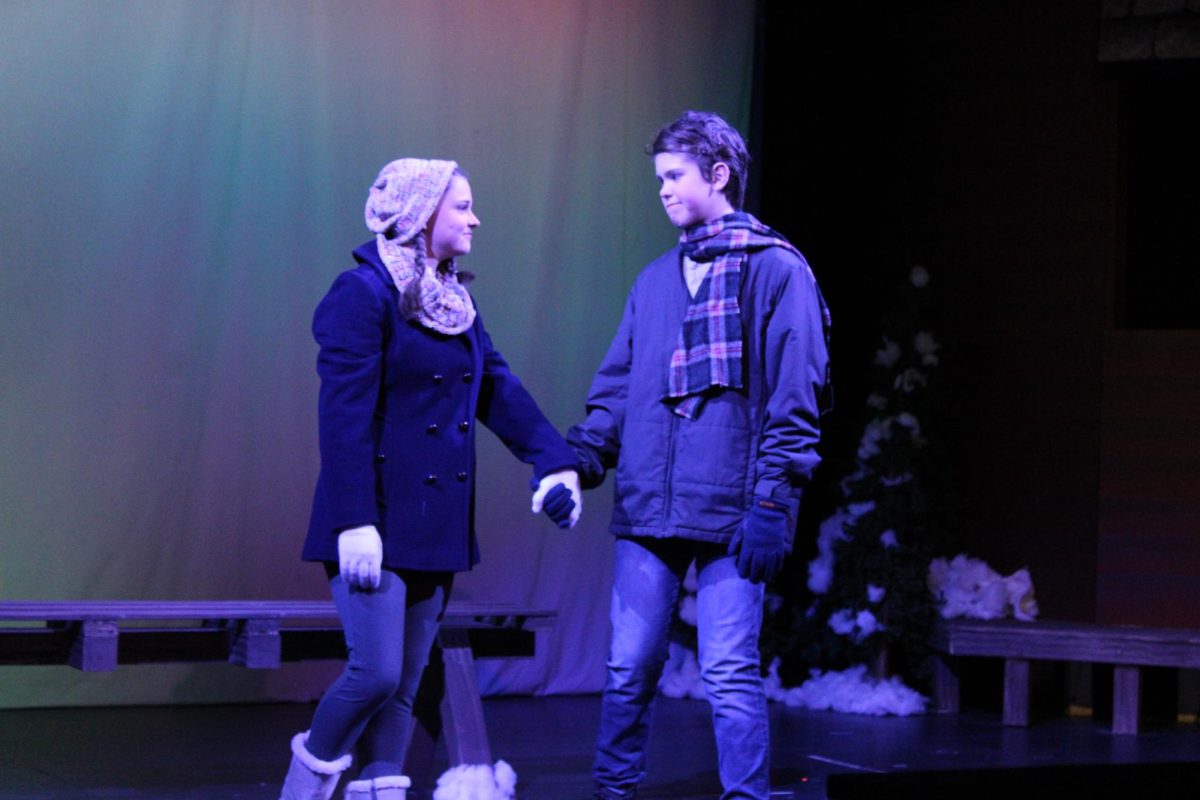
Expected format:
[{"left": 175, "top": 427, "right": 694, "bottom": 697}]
[
  {"left": 338, "top": 525, "right": 382, "bottom": 589},
  {"left": 531, "top": 469, "right": 582, "bottom": 529}
]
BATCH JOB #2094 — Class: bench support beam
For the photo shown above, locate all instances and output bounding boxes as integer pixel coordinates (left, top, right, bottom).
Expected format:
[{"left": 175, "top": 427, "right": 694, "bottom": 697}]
[
  {"left": 1113, "top": 665, "right": 1141, "bottom": 735},
  {"left": 68, "top": 620, "right": 118, "bottom": 672},
  {"left": 1002, "top": 658, "right": 1030, "bottom": 726},
  {"left": 932, "top": 653, "right": 960, "bottom": 714},
  {"left": 230, "top": 618, "right": 282, "bottom": 669}
]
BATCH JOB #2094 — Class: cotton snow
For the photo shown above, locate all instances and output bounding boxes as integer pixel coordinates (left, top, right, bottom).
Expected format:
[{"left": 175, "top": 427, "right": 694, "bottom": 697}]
[
  {"left": 914, "top": 331, "right": 940, "bottom": 366},
  {"left": 658, "top": 639, "right": 706, "bottom": 700},
  {"left": 808, "top": 510, "right": 851, "bottom": 594},
  {"left": 433, "top": 760, "right": 517, "bottom": 800},
  {"left": 874, "top": 338, "right": 901, "bottom": 368},
  {"left": 765, "top": 661, "right": 926, "bottom": 716},
  {"left": 928, "top": 554, "right": 1039, "bottom": 621},
  {"left": 828, "top": 608, "right": 879, "bottom": 641}
]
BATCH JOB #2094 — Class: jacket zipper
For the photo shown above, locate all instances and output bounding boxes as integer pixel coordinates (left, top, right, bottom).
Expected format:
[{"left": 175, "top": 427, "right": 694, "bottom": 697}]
[{"left": 663, "top": 411, "right": 679, "bottom": 532}]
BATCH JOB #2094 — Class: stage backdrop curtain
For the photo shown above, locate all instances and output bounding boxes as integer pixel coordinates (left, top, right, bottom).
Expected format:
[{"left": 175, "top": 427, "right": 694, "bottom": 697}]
[{"left": 0, "top": 0, "right": 754, "bottom": 708}]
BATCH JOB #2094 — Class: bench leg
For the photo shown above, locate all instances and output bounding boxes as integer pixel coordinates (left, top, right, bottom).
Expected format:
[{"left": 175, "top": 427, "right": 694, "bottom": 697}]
[
  {"left": 406, "top": 643, "right": 446, "bottom": 789},
  {"left": 68, "top": 620, "right": 118, "bottom": 672},
  {"left": 932, "top": 653, "right": 960, "bottom": 714},
  {"left": 1112, "top": 665, "right": 1141, "bottom": 735},
  {"left": 438, "top": 628, "right": 493, "bottom": 766},
  {"left": 229, "top": 618, "right": 281, "bottom": 668},
  {"left": 1003, "top": 658, "right": 1030, "bottom": 726}
]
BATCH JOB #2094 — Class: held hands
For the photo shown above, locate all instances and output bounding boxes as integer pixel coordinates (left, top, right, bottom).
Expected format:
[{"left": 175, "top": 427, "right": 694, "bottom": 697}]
[
  {"left": 530, "top": 470, "right": 582, "bottom": 529},
  {"left": 728, "top": 498, "right": 793, "bottom": 584},
  {"left": 338, "top": 525, "right": 383, "bottom": 590}
]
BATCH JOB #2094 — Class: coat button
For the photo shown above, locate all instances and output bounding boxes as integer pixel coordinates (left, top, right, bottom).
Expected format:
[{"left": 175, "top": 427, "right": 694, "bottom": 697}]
[
  {"left": 432, "top": 374, "right": 444, "bottom": 384},
  {"left": 457, "top": 471, "right": 468, "bottom": 482},
  {"left": 458, "top": 420, "right": 470, "bottom": 432},
  {"left": 462, "top": 372, "right": 473, "bottom": 383},
  {"left": 425, "top": 474, "right": 438, "bottom": 484},
  {"left": 375, "top": 453, "right": 386, "bottom": 463},
  {"left": 426, "top": 423, "right": 438, "bottom": 434}
]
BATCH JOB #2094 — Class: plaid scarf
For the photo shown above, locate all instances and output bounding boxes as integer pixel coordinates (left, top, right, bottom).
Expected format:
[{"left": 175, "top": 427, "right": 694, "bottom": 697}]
[{"left": 666, "top": 212, "right": 831, "bottom": 419}]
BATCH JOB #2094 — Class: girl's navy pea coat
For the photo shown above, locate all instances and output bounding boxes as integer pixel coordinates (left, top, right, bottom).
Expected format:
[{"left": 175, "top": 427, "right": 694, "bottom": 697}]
[{"left": 302, "top": 240, "right": 576, "bottom": 572}]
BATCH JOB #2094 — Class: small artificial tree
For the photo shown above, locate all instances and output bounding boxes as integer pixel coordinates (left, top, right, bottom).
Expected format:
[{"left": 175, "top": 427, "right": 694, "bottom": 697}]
[{"left": 779, "top": 265, "right": 958, "bottom": 691}]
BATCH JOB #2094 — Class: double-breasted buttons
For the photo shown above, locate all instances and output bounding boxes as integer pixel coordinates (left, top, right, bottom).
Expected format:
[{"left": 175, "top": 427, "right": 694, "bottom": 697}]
[
  {"left": 456, "top": 472, "right": 468, "bottom": 482},
  {"left": 432, "top": 373, "right": 444, "bottom": 384},
  {"left": 458, "top": 421, "right": 470, "bottom": 432},
  {"left": 425, "top": 474, "right": 438, "bottom": 484},
  {"left": 426, "top": 423, "right": 439, "bottom": 434},
  {"left": 462, "top": 372, "right": 473, "bottom": 383}
]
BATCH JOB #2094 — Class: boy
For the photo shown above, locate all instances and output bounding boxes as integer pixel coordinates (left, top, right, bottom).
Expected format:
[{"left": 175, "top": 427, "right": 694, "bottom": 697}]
[{"left": 568, "top": 111, "right": 830, "bottom": 800}]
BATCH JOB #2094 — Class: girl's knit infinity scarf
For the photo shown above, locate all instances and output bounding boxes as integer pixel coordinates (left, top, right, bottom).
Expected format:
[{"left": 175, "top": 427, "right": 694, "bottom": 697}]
[{"left": 364, "top": 158, "right": 476, "bottom": 336}]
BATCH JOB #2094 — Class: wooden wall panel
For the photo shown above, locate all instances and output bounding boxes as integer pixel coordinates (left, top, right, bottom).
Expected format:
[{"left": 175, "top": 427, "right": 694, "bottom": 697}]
[
  {"left": 762, "top": 2, "right": 1200, "bottom": 627},
  {"left": 899, "top": 1, "right": 1114, "bottom": 621},
  {"left": 1098, "top": 333, "right": 1200, "bottom": 625}
]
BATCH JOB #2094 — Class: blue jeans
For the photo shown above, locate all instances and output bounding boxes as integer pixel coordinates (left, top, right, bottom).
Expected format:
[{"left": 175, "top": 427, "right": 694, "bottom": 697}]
[
  {"left": 305, "top": 567, "right": 452, "bottom": 779},
  {"left": 594, "top": 537, "right": 769, "bottom": 800}
]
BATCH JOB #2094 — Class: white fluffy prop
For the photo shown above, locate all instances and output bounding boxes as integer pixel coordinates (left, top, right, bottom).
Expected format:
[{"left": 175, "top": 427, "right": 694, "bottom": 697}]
[
  {"left": 765, "top": 660, "right": 926, "bottom": 716},
  {"left": 928, "top": 554, "right": 1039, "bottom": 621},
  {"left": 658, "top": 640, "right": 706, "bottom": 700},
  {"left": 827, "top": 608, "right": 881, "bottom": 642},
  {"left": 807, "top": 502, "right": 875, "bottom": 594},
  {"left": 433, "top": 760, "right": 517, "bottom": 800}
]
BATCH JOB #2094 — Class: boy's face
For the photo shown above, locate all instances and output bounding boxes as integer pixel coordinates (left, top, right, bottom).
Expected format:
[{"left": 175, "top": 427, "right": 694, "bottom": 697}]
[{"left": 654, "top": 152, "right": 731, "bottom": 229}]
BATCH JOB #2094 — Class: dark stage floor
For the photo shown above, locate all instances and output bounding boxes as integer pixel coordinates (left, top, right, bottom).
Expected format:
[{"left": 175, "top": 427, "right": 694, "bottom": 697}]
[{"left": 3, "top": 696, "right": 1200, "bottom": 799}]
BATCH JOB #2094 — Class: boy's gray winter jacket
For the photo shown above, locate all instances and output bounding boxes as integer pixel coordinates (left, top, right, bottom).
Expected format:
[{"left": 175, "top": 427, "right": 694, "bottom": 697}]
[{"left": 568, "top": 244, "right": 829, "bottom": 544}]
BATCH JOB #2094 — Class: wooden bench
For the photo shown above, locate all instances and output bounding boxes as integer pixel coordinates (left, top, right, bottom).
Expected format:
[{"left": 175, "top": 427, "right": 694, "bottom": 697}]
[
  {"left": 929, "top": 618, "right": 1200, "bottom": 734},
  {"left": 0, "top": 600, "right": 554, "bottom": 768}
]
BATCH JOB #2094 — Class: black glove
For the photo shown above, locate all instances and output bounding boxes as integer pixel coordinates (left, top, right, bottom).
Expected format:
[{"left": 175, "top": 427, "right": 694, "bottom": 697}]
[
  {"left": 728, "top": 498, "right": 793, "bottom": 584},
  {"left": 529, "top": 477, "right": 576, "bottom": 529}
]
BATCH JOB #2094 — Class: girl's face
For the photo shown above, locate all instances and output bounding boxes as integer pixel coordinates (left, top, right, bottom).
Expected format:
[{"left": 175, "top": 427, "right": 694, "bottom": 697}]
[{"left": 426, "top": 175, "right": 480, "bottom": 261}]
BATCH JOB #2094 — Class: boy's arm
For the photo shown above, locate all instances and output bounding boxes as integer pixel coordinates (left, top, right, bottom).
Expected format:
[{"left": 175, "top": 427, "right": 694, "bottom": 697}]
[
  {"left": 754, "top": 252, "right": 830, "bottom": 535},
  {"left": 566, "top": 290, "right": 635, "bottom": 489}
]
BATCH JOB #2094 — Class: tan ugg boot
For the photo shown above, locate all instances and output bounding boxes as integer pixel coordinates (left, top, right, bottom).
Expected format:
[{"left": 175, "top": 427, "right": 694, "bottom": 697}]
[
  {"left": 344, "top": 775, "right": 411, "bottom": 799},
  {"left": 279, "top": 731, "right": 353, "bottom": 800}
]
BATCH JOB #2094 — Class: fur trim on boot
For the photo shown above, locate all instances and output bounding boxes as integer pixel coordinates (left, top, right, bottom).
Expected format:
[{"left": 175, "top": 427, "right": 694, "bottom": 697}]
[
  {"left": 279, "top": 731, "right": 353, "bottom": 800},
  {"left": 344, "top": 775, "right": 412, "bottom": 799}
]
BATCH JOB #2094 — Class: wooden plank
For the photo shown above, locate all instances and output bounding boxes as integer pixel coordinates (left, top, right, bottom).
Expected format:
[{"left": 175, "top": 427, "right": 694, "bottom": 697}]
[
  {"left": 0, "top": 600, "right": 555, "bottom": 631},
  {"left": 1002, "top": 658, "right": 1030, "bottom": 726},
  {"left": 408, "top": 641, "right": 447, "bottom": 787},
  {"left": 1113, "top": 665, "right": 1141, "bottom": 735},
  {"left": 0, "top": 623, "right": 542, "bottom": 668},
  {"left": 931, "top": 653, "right": 960, "bottom": 714},
  {"left": 437, "top": 627, "right": 492, "bottom": 766},
  {"left": 930, "top": 619, "right": 1200, "bottom": 669},
  {"left": 1099, "top": 332, "right": 1200, "bottom": 629},
  {"left": 0, "top": 601, "right": 335, "bottom": 621},
  {"left": 0, "top": 601, "right": 555, "bottom": 672},
  {"left": 0, "top": 601, "right": 555, "bottom": 628}
]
